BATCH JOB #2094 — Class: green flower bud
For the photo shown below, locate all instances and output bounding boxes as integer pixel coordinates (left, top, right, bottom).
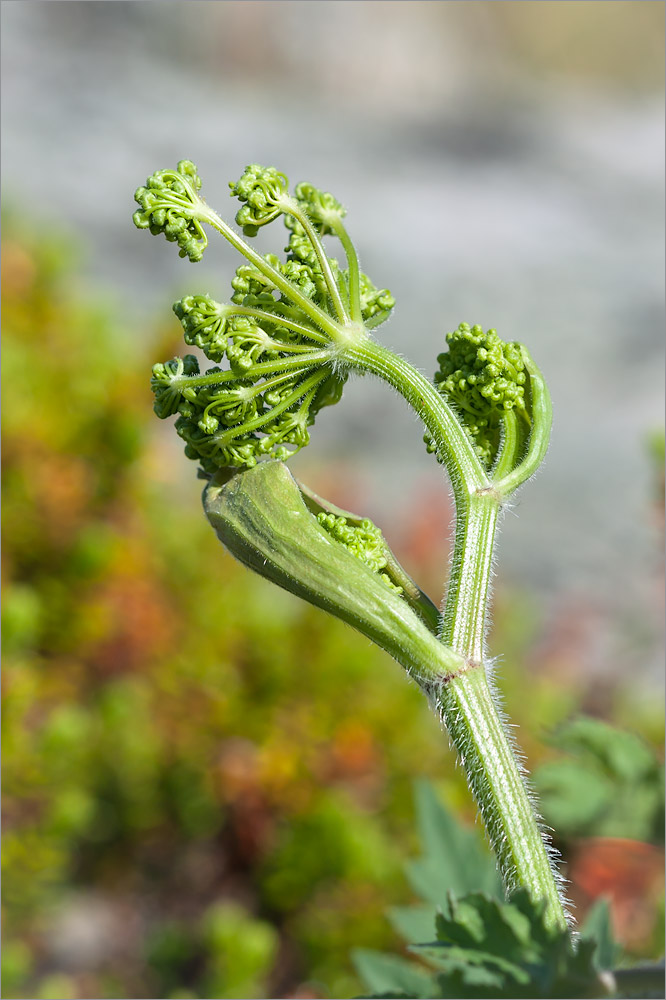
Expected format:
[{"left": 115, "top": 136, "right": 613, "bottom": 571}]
[
  {"left": 230, "top": 164, "right": 290, "bottom": 234},
  {"left": 173, "top": 294, "right": 230, "bottom": 361},
  {"left": 151, "top": 355, "right": 200, "bottom": 418},
  {"left": 203, "top": 462, "right": 460, "bottom": 689},
  {"left": 133, "top": 160, "right": 209, "bottom": 262},
  {"left": 434, "top": 323, "right": 527, "bottom": 468}
]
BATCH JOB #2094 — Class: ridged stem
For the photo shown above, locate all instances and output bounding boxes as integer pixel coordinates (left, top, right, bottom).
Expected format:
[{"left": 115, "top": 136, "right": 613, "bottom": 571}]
[
  {"left": 435, "top": 669, "right": 566, "bottom": 927},
  {"left": 441, "top": 490, "right": 499, "bottom": 660},
  {"left": 440, "top": 490, "right": 567, "bottom": 930},
  {"left": 343, "top": 336, "right": 566, "bottom": 930}
]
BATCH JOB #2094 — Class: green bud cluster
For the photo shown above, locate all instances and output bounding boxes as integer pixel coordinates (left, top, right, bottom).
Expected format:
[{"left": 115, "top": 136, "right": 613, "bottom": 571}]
[
  {"left": 172, "top": 294, "right": 303, "bottom": 367},
  {"left": 229, "top": 164, "right": 290, "bottom": 236},
  {"left": 316, "top": 513, "right": 403, "bottom": 593},
  {"left": 152, "top": 302, "right": 344, "bottom": 474},
  {"left": 136, "top": 161, "right": 398, "bottom": 473},
  {"left": 230, "top": 166, "right": 394, "bottom": 327},
  {"left": 230, "top": 257, "right": 283, "bottom": 308},
  {"left": 430, "top": 323, "right": 527, "bottom": 467},
  {"left": 358, "top": 272, "right": 396, "bottom": 323},
  {"left": 133, "top": 160, "right": 208, "bottom": 262},
  {"left": 173, "top": 360, "right": 332, "bottom": 475},
  {"left": 172, "top": 294, "right": 230, "bottom": 360},
  {"left": 151, "top": 355, "right": 201, "bottom": 419},
  {"left": 289, "top": 181, "right": 346, "bottom": 235}
]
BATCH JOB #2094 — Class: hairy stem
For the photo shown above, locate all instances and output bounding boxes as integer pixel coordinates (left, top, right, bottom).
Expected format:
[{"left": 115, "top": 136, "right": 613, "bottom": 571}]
[
  {"left": 343, "top": 336, "right": 566, "bottom": 929},
  {"left": 434, "top": 667, "right": 567, "bottom": 930},
  {"left": 343, "top": 339, "right": 489, "bottom": 505},
  {"left": 441, "top": 491, "right": 499, "bottom": 659},
  {"left": 440, "top": 489, "right": 567, "bottom": 930}
]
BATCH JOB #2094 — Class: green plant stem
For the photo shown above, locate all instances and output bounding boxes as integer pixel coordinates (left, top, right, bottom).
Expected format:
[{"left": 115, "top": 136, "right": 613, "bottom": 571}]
[
  {"left": 227, "top": 304, "right": 331, "bottom": 345},
  {"left": 343, "top": 339, "right": 488, "bottom": 504},
  {"left": 494, "top": 347, "right": 552, "bottom": 496},
  {"left": 345, "top": 337, "right": 566, "bottom": 931},
  {"left": 434, "top": 668, "right": 566, "bottom": 929},
  {"left": 439, "top": 493, "right": 566, "bottom": 931},
  {"left": 284, "top": 201, "right": 349, "bottom": 323},
  {"left": 172, "top": 352, "right": 332, "bottom": 391},
  {"left": 206, "top": 209, "right": 342, "bottom": 338},
  {"left": 492, "top": 411, "right": 522, "bottom": 482},
  {"left": 216, "top": 368, "right": 328, "bottom": 441},
  {"left": 441, "top": 490, "right": 499, "bottom": 660},
  {"left": 329, "top": 215, "right": 363, "bottom": 323}
]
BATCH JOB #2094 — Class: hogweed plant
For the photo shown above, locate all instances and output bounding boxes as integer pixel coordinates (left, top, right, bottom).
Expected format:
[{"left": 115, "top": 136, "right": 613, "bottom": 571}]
[{"left": 133, "top": 162, "right": 654, "bottom": 998}]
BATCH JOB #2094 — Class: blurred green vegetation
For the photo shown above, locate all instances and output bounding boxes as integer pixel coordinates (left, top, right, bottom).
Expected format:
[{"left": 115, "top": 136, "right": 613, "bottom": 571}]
[
  {"left": 533, "top": 717, "right": 664, "bottom": 843},
  {"left": 2, "top": 225, "right": 663, "bottom": 999}
]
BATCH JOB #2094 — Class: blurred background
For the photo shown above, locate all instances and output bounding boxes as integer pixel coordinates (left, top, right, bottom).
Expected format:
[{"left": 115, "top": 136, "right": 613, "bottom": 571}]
[{"left": 1, "top": 2, "right": 664, "bottom": 998}]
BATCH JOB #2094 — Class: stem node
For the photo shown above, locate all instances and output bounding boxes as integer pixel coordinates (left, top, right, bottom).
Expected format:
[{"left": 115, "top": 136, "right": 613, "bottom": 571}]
[{"left": 475, "top": 484, "right": 503, "bottom": 502}]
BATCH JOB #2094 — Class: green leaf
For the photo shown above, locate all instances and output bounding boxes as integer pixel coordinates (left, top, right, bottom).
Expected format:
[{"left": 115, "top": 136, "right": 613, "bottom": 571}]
[
  {"left": 416, "top": 943, "right": 524, "bottom": 994},
  {"left": 580, "top": 898, "right": 619, "bottom": 972},
  {"left": 534, "top": 717, "right": 664, "bottom": 842},
  {"left": 423, "top": 890, "right": 601, "bottom": 998},
  {"left": 549, "top": 718, "right": 657, "bottom": 782},
  {"left": 534, "top": 760, "right": 612, "bottom": 831},
  {"left": 358, "top": 890, "right": 605, "bottom": 999},
  {"left": 405, "top": 780, "right": 501, "bottom": 904},
  {"left": 388, "top": 904, "right": 439, "bottom": 945},
  {"left": 352, "top": 948, "right": 436, "bottom": 998}
]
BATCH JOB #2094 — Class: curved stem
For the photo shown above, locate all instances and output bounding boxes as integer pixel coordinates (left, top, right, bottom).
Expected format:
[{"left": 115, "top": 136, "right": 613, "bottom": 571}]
[
  {"left": 339, "top": 338, "right": 565, "bottom": 928},
  {"left": 330, "top": 216, "right": 362, "bottom": 323},
  {"left": 364, "top": 309, "right": 393, "bottom": 331},
  {"left": 494, "top": 348, "right": 552, "bottom": 496},
  {"left": 491, "top": 411, "right": 521, "bottom": 482},
  {"left": 285, "top": 202, "right": 349, "bottom": 324},
  {"left": 342, "top": 338, "right": 489, "bottom": 502}
]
